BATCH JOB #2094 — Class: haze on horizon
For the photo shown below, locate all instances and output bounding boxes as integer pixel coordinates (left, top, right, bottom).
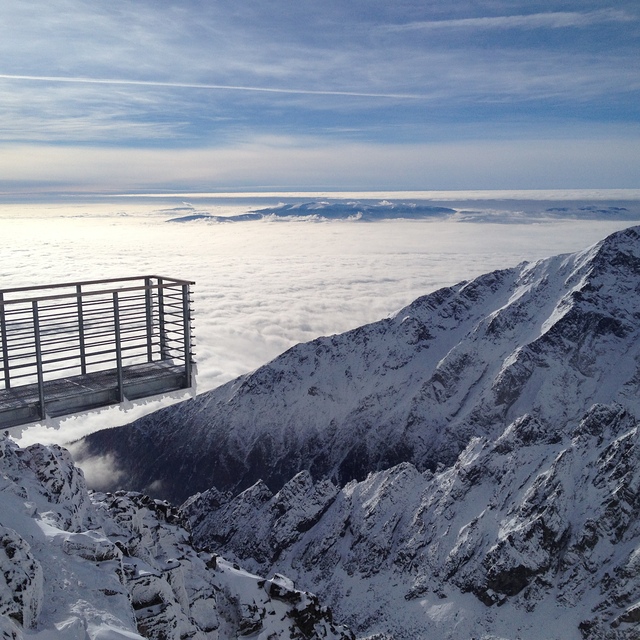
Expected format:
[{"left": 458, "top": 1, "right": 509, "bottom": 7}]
[{"left": 0, "top": 0, "right": 639, "bottom": 194}]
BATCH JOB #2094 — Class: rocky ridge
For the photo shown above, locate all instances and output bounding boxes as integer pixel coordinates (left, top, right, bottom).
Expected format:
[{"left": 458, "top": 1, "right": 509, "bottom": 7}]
[
  {"left": 0, "top": 435, "right": 353, "bottom": 639},
  {"left": 68, "top": 225, "right": 640, "bottom": 638},
  {"left": 77, "top": 226, "right": 640, "bottom": 505},
  {"left": 182, "top": 403, "right": 640, "bottom": 639}
]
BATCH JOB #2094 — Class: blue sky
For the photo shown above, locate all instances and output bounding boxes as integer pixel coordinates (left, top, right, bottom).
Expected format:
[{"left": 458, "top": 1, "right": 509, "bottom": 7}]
[{"left": 0, "top": 0, "right": 639, "bottom": 192}]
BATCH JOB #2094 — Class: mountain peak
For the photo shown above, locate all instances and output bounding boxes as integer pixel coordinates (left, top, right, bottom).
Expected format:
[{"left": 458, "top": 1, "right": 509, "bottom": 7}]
[{"left": 76, "top": 225, "right": 640, "bottom": 505}]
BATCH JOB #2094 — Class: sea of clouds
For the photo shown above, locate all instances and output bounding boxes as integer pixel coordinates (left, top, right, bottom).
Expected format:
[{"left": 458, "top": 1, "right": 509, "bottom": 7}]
[{"left": 2, "top": 192, "right": 640, "bottom": 446}]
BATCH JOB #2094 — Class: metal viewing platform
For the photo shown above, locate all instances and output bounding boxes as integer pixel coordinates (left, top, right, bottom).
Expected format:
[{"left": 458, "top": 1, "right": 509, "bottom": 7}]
[{"left": 0, "top": 276, "right": 195, "bottom": 429}]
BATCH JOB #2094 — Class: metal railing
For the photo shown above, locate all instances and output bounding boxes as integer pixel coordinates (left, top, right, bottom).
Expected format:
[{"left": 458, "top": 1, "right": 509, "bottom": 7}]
[{"left": 0, "top": 276, "right": 195, "bottom": 420}]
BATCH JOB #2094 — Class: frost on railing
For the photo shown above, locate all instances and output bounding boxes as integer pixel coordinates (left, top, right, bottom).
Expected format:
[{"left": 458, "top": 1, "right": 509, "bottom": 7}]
[{"left": 0, "top": 276, "right": 195, "bottom": 428}]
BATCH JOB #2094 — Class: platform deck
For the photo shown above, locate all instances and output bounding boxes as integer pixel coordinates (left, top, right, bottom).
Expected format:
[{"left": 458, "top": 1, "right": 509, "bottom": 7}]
[{"left": 0, "top": 361, "right": 187, "bottom": 429}]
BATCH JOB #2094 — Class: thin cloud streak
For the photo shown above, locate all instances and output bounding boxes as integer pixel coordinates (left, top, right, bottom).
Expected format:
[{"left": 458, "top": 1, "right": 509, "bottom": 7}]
[
  {"left": 386, "top": 9, "right": 636, "bottom": 32},
  {"left": 0, "top": 74, "right": 422, "bottom": 100}
]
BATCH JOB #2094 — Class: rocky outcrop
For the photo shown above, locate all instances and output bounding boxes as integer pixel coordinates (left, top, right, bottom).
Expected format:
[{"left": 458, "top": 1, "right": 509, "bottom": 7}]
[
  {"left": 183, "top": 404, "right": 640, "bottom": 639},
  {"left": 0, "top": 435, "right": 353, "bottom": 639},
  {"left": 0, "top": 526, "right": 43, "bottom": 629}
]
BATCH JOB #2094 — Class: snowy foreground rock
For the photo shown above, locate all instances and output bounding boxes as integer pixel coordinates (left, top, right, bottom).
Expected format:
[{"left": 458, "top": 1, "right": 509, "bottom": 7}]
[{"left": 0, "top": 436, "right": 353, "bottom": 639}]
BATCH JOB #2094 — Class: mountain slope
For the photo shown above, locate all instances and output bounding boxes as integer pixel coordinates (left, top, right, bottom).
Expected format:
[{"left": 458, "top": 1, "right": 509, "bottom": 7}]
[
  {"left": 76, "top": 226, "right": 640, "bottom": 504},
  {"left": 182, "top": 403, "right": 640, "bottom": 639}
]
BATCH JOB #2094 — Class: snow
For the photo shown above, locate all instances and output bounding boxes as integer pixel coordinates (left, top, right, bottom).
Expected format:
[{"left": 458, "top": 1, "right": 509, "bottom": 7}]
[
  {"left": 76, "top": 227, "right": 640, "bottom": 509},
  {"left": 171, "top": 227, "right": 640, "bottom": 639},
  {"left": 184, "top": 404, "right": 640, "bottom": 638},
  {"left": 4, "top": 221, "right": 640, "bottom": 639},
  {"left": 0, "top": 436, "right": 354, "bottom": 639}
]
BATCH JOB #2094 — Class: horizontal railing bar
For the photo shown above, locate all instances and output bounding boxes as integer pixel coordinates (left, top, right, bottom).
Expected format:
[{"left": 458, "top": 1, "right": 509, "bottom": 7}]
[
  {"left": 85, "top": 329, "right": 148, "bottom": 347},
  {"left": 41, "top": 357, "right": 86, "bottom": 370},
  {"left": 38, "top": 341, "right": 84, "bottom": 353},
  {"left": 36, "top": 332, "right": 158, "bottom": 349},
  {"left": 1, "top": 279, "right": 194, "bottom": 306},
  {"left": 3, "top": 351, "right": 36, "bottom": 369},
  {"left": 42, "top": 351, "right": 114, "bottom": 365},
  {"left": 40, "top": 348, "right": 149, "bottom": 370},
  {"left": 0, "top": 275, "right": 194, "bottom": 296},
  {"left": 2, "top": 324, "right": 35, "bottom": 335},
  {"left": 37, "top": 340, "right": 153, "bottom": 358},
  {"left": 0, "top": 275, "right": 150, "bottom": 295},
  {"left": 80, "top": 316, "right": 118, "bottom": 325},
  {"left": 4, "top": 353, "right": 181, "bottom": 381},
  {"left": 35, "top": 321, "right": 81, "bottom": 334},
  {"left": 4, "top": 340, "right": 37, "bottom": 352},
  {"left": 4, "top": 373, "right": 38, "bottom": 383},
  {"left": 35, "top": 321, "right": 80, "bottom": 333},
  {"left": 79, "top": 294, "right": 150, "bottom": 307}
]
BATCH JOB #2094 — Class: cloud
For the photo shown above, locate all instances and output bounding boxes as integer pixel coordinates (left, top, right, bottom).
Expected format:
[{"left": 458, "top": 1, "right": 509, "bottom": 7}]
[
  {"left": 0, "top": 2, "right": 637, "bottom": 151},
  {"left": 1, "top": 134, "right": 639, "bottom": 192},
  {"left": 0, "top": 74, "right": 422, "bottom": 100},
  {"left": 385, "top": 9, "right": 636, "bottom": 32},
  {"left": 4, "top": 200, "right": 640, "bottom": 448},
  {"left": 69, "top": 445, "right": 126, "bottom": 491},
  {"left": 1, "top": 45, "right": 637, "bottom": 148}
]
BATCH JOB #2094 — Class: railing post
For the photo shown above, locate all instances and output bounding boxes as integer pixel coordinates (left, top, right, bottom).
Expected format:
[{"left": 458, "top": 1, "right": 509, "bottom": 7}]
[
  {"left": 158, "top": 278, "right": 167, "bottom": 360},
  {"left": 76, "top": 284, "right": 87, "bottom": 375},
  {"left": 0, "top": 293, "right": 10, "bottom": 390},
  {"left": 32, "top": 301, "right": 46, "bottom": 420},
  {"left": 144, "top": 277, "right": 154, "bottom": 362},
  {"left": 113, "top": 292, "right": 124, "bottom": 402},
  {"left": 182, "top": 284, "right": 193, "bottom": 387}
]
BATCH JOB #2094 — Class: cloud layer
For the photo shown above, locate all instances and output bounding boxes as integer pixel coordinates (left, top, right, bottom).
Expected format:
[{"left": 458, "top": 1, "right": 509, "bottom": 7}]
[{"left": 3, "top": 196, "right": 639, "bottom": 445}]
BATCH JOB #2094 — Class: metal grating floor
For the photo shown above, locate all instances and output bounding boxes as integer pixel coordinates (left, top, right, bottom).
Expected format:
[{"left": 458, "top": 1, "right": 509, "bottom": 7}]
[{"left": 0, "top": 361, "right": 188, "bottom": 429}]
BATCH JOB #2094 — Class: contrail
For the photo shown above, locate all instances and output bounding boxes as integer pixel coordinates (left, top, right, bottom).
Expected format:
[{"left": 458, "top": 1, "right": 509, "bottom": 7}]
[{"left": 0, "top": 73, "right": 420, "bottom": 100}]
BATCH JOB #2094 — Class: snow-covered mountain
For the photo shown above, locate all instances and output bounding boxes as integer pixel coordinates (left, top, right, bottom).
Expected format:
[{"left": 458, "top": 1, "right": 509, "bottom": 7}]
[
  {"left": 77, "top": 226, "right": 640, "bottom": 506},
  {"left": 167, "top": 200, "right": 456, "bottom": 222},
  {"left": 181, "top": 403, "right": 640, "bottom": 639},
  {"left": 12, "top": 225, "right": 640, "bottom": 639},
  {"left": 0, "top": 435, "right": 353, "bottom": 639}
]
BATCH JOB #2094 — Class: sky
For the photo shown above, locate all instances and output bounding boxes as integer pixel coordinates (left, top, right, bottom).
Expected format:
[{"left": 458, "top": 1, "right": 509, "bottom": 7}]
[{"left": 0, "top": 0, "right": 639, "bottom": 193}]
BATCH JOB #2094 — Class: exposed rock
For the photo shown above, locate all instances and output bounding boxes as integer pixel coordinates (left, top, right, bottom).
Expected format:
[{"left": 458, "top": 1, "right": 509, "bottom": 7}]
[
  {"left": 185, "top": 404, "right": 640, "bottom": 639},
  {"left": 0, "top": 434, "right": 353, "bottom": 640},
  {"left": 0, "top": 526, "right": 43, "bottom": 628}
]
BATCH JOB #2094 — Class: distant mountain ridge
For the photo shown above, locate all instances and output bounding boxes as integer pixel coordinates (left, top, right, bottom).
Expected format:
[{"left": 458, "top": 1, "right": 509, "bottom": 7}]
[
  {"left": 165, "top": 199, "right": 640, "bottom": 223},
  {"left": 167, "top": 200, "right": 455, "bottom": 222},
  {"left": 77, "top": 226, "right": 640, "bottom": 506}
]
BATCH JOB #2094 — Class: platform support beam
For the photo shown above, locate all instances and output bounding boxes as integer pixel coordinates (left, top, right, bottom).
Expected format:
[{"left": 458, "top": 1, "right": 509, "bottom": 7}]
[
  {"left": 32, "top": 301, "right": 46, "bottom": 420},
  {"left": 113, "top": 292, "right": 124, "bottom": 403}
]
